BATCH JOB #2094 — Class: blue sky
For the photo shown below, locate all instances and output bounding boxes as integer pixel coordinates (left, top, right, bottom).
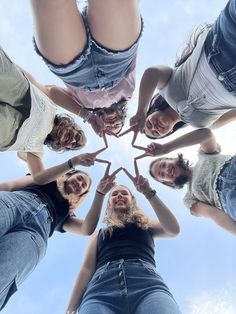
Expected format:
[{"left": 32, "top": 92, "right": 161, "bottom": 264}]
[{"left": 1, "top": 1, "right": 236, "bottom": 313}]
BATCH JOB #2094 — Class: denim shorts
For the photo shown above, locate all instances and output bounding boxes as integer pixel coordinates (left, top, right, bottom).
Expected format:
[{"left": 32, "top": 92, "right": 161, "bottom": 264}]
[
  {"left": 0, "top": 191, "right": 51, "bottom": 310},
  {"left": 204, "top": 0, "right": 236, "bottom": 95},
  {"left": 34, "top": 10, "right": 143, "bottom": 91},
  {"left": 79, "top": 259, "right": 181, "bottom": 314},
  {"left": 217, "top": 156, "right": 236, "bottom": 222}
]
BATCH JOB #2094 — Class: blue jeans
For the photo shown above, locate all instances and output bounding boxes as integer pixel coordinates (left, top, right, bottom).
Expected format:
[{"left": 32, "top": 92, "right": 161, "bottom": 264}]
[
  {"left": 79, "top": 259, "right": 181, "bottom": 314},
  {"left": 34, "top": 10, "right": 143, "bottom": 91},
  {"left": 217, "top": 156, "right": 236, "bottom": 221},
  {"left": 0, "top": 191, "right": 51, "bottom": 310},
  {"left": 204, "top": 0, "right": 236, "bottom": 95}
]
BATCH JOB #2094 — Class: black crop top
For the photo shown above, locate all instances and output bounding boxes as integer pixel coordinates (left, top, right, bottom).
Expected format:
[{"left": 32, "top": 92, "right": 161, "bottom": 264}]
[
  {"left": 23, "top": 181, "right": 70, "bottom": 236},
  {"left": 96, "top": 223, "right": 156, "bottom": 268}
]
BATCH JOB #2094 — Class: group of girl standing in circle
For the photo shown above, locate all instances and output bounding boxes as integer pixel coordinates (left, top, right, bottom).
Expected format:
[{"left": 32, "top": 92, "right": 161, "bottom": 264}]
[{"left": 1, "top": 0, "right": 236, "bottom": 313}]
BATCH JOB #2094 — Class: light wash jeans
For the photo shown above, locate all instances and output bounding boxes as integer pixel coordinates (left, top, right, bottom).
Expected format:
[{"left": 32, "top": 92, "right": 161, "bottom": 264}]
[
  {"left": 79, "top": 259, "right": 181, "bottom": 314},
  {"left": 204, "top": 0, "right": 236, "bottom": 95},
  {"left": 217, "top": 156, "right": 236, "bottom": 221},
  {"left": 0, "top": 191, "right": 51, "bottom": 310}
]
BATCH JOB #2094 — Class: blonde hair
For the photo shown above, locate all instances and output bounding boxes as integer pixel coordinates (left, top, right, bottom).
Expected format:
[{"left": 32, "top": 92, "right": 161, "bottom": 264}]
[
  {"left": 103, "top": 185, "right": 151, "bottom": 237},
  {"left": 56, "top": 170, "right": 91, "bottom": 211}
]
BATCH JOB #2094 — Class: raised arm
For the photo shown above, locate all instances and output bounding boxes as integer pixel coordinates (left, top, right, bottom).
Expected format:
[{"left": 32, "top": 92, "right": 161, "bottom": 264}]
[
  {"left": 130, "top": 65, "right": 172, "bottom": 130},
  {"left": 123, "top": 167, "right": 180, "bottom": 238},
  {"left": 65, "top": 233, "right": 98, "bottom": 314},
  {"left": 63, "top": 164, "right": 122, "bottom": 235},
  {"left": 146, "top": 128, "right": 219, "bottom": 156},
  {"left": 210, "top": 109, "right": 236, "bottom": 129},
  {"left": 191, "top": 202, "right": 236, "bottom": 236},
  {"left": 0, "top": 176, "right": 34, "bottom": 191}
]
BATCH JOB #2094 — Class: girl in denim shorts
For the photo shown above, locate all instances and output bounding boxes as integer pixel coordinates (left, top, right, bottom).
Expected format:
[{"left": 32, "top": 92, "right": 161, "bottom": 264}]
[
  {"left": 129, "top": 0, "right": 236, "bottom": 141},
  {"left": 30, "top": 0, "right": 143, "bottom": 136},
  {"left": 66, "top": 176, "right": 181, "bottom": 314}
]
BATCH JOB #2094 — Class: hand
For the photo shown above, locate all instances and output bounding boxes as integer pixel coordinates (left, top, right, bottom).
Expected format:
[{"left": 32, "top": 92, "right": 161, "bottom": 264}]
[
  {"left": 96, "top": 163, "right": 123, "bottom": 195},
  {"left": 88, "top": 114, "right": 105, "bottom": 137},
  {"left": 72, "top": 153, "right": 96, "bottom": 167},
  {"left": 129, "top": 111, "right": 146, "bottom": 132},
  {"left": 145, "top": 142, "right": 167, "bottom": 156}
]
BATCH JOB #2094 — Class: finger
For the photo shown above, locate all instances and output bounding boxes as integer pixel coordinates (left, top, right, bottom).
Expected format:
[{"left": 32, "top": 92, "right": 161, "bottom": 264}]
[
  {"left": 103, "top": 134, "right": 108, "bottom": 148},
  {"left": 135, "top": 153, "right": 149, "bottom": 160},
  {"left": 132, "top": 144, "right": 146, "bottom": 151},
  {"left": 110, "top": 167, "right": 123, "bottom": 177},
  {"left": 134, "top": 159, "right": 139, "bottom": 177},
  {"left": 123, "top": 168, "right": 135, "bottom": 182},
  {"left": 131, "top": 130, "right": 138, "bottom": 145},
  {"left": 95, "top": 158, "right": 110, "bottom": 164},
  {"left": 118, "top": 126, "right": 134, "bottom": 137},
  {"left": 104, "top": 162, "right": 111, "bottom": 177},
  {"left": 92, "top": 147, "right": 107, "bottom": 156},
  {"left": 108, "top": 131, "right": 119, "bottom": 138}
]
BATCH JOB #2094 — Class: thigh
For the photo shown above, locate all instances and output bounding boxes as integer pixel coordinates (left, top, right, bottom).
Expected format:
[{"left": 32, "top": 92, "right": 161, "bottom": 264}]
[
  {"left": 79, "top": 303, "right": 117, "bottom": 314},
  {"left": 0, "top": 230, "right": 46, "bottom": 311},
  {"left": 0, "top": 47, "right": 29, "bottom": 105},
  {"left": 30, "top": 0, "right": 87, "bottom": 65},
  {"left": 135, "top": 291, "right": 181, "bottom": 314},
  {"left": 87, "top": 0, "right": 141, "bottom": 51}
]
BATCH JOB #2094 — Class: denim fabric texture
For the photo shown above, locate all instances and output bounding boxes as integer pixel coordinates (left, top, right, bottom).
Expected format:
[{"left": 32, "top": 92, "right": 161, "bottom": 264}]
[
  {"left": 34, "top": 10, "right": 143, "bottom": 91},
  {"left": 79, "top": 259, "right": 181, "bottom": 314},
  {"left": 217, "top": 156, "right": 236, "bottom": 221},
  {"left": 0, "top": 191, "right": 51, "bottom": 310},
  {"left": 204, "top": 0, "right": 236, "bottom": 94}
]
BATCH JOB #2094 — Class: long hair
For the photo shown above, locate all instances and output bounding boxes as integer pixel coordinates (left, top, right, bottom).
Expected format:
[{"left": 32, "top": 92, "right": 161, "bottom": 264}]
[
  {"left": 103, "top": 185, "right": 151, "bottom": 237},
  {"left": 56, "top": 169, "right": 91, "bottom": 210},
  {"left": 145, "top": 94, "right": 186, "bottom": 139},
  {"left": 175, "top": 24, "right": 212, "bottom": 67},
  {"left": 44, "top": 113, "right": 86, "bottom": 152}
]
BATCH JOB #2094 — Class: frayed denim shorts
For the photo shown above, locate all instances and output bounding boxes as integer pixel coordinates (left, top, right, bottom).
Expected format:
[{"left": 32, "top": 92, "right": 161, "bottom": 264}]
[{"left": 34, "top": 10, "right": 143, "bottom": 91}]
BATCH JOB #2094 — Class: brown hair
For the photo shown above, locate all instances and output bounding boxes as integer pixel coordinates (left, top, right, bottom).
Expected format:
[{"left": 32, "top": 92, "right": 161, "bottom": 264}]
[
  {"left": 149, "top": 154, "right": 191, "bottom": 189},
  {"left": 44, "top": 114, "right": 86, "bottom": 152},
  {"left": 103, "top": 185, "right": 151, "bottom": 237},
  {"left": 175, "top": 24, "right": 212, "bottom": 67},
  {"left": 56, "top": 169, "right": 91, "bottom": 210}
]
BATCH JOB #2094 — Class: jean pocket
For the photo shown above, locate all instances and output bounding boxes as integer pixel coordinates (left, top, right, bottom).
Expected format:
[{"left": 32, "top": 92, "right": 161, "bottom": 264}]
[
  {"left": 90, "top": 262, "right": 110, "bottom": 285},
  {"left": 138, "top": 259, "right": 158, "bottom": 276}
]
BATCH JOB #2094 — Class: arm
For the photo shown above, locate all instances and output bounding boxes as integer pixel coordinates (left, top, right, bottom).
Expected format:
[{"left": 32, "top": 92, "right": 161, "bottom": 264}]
[
  {"left": 191, "top": 202, "right": 236, "bottom": 235},
  {"left": 210, "top": 109, "right": 236, "bottom": 129},
  {"left": 26, "top": 152, "right": 96, "bottom": 185},
  {"left": 129, "top": 66, "right": 172, "bottom": 130},
  {"left": 63, "top": 164, "right": 120, "bottom": 235},
  {"left": 65, "top": 233, "right": 98, "bottom": 313},
  {"left": 0, "top": 176, "right": 34, "bottom": 191},
  {"left": 146, "top": 128, "right": 219, "bottom": 156}
]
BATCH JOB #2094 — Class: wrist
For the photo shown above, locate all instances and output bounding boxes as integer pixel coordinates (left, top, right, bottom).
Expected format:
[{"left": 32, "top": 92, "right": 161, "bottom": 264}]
[
  {"left": 67, "top": 159, "right": 75, "bottom": 171},
  {"left": 144, "top": 189, "right": 156, "bottom": 200},
  {"left": 96, "top": 190, "right": 105, "bottom": 196},
  {"left": 83, "top": 111, "right": 94, "bottom": 123},
  {"left": 66, "top": 310, "right": 76, "bottom": 314}
]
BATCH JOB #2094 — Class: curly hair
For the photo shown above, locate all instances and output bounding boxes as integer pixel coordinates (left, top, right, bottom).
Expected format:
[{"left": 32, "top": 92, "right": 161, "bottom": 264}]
[
  {"left": 145, "top": 94, "right": 186, "bottom": 139},
  {"left": 56, "top": 169, "right": 91, "bottom": 210},
  {"left": 175, "top": 24, "right": 212, "bottom": 67},
  {"left": 149, "top": 154, "right": 191, "bottom": 189},
  {"left": 44, "top": 114, "right": 86, "bottom": 152},
  {"left": 103, "top": 185, "right": 151, "bottom": 237}
]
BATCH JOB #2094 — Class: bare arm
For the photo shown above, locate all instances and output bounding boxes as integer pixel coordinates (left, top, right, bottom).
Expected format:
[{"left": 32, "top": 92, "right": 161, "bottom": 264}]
[
  {"left": 191, "top": 202, "right": 236, "bottom": 236},
  {"left": 65, "top": 233, "right": 98, "bottom": 313},
  {"left": 26, "top": 152, "right": 96, "bottom": 185},
  {"left": 0, "top": 176, "right": 34, "bottom": 191},
  {"left": 136, "top": 65, "right": 172, "bottom": 115},
  {"left": 210, "top": 109, "right": 236, "bottom": 129},
  {"left": 146, "top": 128, "right": 219, "bottom": 156}
]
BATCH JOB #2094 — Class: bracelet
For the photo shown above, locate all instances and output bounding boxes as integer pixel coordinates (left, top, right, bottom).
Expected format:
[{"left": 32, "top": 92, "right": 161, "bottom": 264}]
[
  {"left": 83, "top": 111, "right": 94, "bottom": 123},
  {"left": 145, "top": 189, "right": 156, "bottom": 200},
  {"left": 67, "top": 159, "right": 75, "bottom": 171},
  {"left": 96, "top": 190, "right": 105, "bottom": 196}
]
